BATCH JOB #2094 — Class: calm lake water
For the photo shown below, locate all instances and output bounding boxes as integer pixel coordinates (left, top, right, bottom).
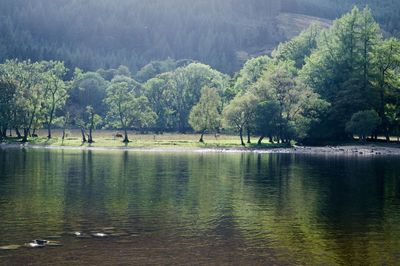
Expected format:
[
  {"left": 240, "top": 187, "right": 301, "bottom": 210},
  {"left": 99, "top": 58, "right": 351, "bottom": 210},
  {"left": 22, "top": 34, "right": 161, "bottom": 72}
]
[{"left": 0, "top": 148, "right": 400, "bottom": 265}]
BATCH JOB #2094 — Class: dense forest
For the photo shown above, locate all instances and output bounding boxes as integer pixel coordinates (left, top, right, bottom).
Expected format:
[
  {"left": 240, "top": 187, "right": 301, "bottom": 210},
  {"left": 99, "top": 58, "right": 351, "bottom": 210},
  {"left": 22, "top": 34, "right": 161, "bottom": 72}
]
[
  {"left": 1, "top": 0, "right": 400, "bottom": 73},
  {"left": 1, "top": 6, "right": 399, "bottom": 145}
]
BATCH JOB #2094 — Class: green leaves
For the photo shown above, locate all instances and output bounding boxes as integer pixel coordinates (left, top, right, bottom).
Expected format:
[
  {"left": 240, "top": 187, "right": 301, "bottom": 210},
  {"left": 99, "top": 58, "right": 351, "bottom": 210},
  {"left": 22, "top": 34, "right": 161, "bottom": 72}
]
[
  {"left": 155, "top": 63, "right": 229, "bottom": 132},
  {"left": 272, "top": 24, "right": 322, "bottom": 68},
  {"left": 189, "top": 87, "right": 222, "bottom": 134},
  {"left": 249, "top": 60, "right": 328, "bottom": 141},
  {"left": 233, "top": 56, "right": 271, "bottom": 95},
  {"left": 104, "top": 77, "right": 157, "bottom": 134},
  {"left": 299, "top": 6, "right": 397, "bottom": 140},
  {"left": 346, "top": 110, "right": 381, "bottom": 139},
  {"left": 223, "top": 93, "right": 258, "bottom": 131}
]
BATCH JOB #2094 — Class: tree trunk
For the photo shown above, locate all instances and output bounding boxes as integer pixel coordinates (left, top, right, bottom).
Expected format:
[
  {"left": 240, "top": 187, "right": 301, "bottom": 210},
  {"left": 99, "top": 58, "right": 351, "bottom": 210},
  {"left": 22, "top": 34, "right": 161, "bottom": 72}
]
[
  {"left": 269, "top": 136, "right": 274, "bottom": 144},
  {"left": 15, "top": 128, "right": 21, "bottom": 139},
  {"left": 178, "top": 118, "right": 186, "bottom": 134},
  {"left": 61, "top": 117, "right": 68, "bottom": 141},
  {"left": 88, "top": 128, "right": 93, "bottom": 143},
  {"left": 247, "top": 128, "right": 251, "bottom": 144},
  {"left": 239, "top": 128, "right": 245, "bottom": 146},
  {"left": 123, "top": 128, "right": 130, "bottom": 143},
  {"left": 199, "top": 131, "right": 205, "bottom": 143},
  {"left": 257, "top": 136, "right": 265, "bottom": 145},
  {"left": 48, "top": 99, "right": 55, "bottom": 139},
  {"left": 22, "top": 129, "right": 29, "bottom": 142},
  {"left": 27, "top": 110, "right": 36, "bottom": 138},
  {"left": 47, "top": 123, "right": 52, "bottom": 139},
  {"left": 378, "top": 90, "right": 390, "bottom": 142},
  {"left": 1, "top": 127, "right": 7, "bottom": 139},
  {"left": 2, "top": 126, "right": 7, "bottom": 138},
  {"left": 385, "top": 130, "right": 390, "bottom": 142},
  {"left": 362, "top": 135, "right": 367, "bottom": 142},
  {"left": 81, "top": 128, "right": 87, "bottom": 142},
  {"left": 88, "top": 111, "right": 95, "bottom": 143}
]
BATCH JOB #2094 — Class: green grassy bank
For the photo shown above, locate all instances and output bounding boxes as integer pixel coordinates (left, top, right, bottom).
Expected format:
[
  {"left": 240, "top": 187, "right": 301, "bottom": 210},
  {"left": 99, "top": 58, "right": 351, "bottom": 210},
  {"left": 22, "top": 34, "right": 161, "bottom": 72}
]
[{"left": 1, "top": 130, "right": 288, "bottom": 150}]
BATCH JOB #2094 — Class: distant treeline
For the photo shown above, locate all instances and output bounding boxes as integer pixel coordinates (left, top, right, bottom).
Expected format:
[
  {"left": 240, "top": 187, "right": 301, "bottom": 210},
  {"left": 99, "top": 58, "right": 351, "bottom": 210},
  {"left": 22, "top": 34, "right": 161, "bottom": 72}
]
[
  {"left": 1, "top": 0, "right": 399, "bottom": 74},
  {"left": 0, "top": 7, "right": 399, "bottom": 144}
]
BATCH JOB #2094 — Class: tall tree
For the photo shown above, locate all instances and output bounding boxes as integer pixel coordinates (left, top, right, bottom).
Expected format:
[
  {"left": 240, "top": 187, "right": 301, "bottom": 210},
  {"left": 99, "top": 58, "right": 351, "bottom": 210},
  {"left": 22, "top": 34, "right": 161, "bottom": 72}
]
[
  {"left": 0, "top": 79, "right": 16, "bottom": 139},
  {"left": 223, "top": 93, "right": 258, "bottom": 146},
  {"left": 252, "top": 61, "right": 329, "bottom": 143},
  {"left": 370, "top": 38, "right": 400, "bottom": 140},
  {"left": 85, "top": 105, "right": 102, "bottom": 143},
  {"left": 69, "top": 69, "right": 108, "bottom": 142},
  {"left": 3, "top": 60, "right": 45, "bottom": 142},
  {"left": 189, "top": 87, "right": 222, "bottom": 143},
  {"left": 164, "top": 63, "right": 228, "bottom": 132},
  {"left": 143, "top": 75, "right": 174, "bottom": 133},
  {"left": 252, "top": 101, "right": 281, "bottom": 145},
  {"left": 42, "top": 61, "right": 70, "bottom": 139},
  {"left": 105, "top": 78, "right": 156, "bottom": 142},
  {"left": 300, "top": 7, "right": 382, "bottom": 140}
]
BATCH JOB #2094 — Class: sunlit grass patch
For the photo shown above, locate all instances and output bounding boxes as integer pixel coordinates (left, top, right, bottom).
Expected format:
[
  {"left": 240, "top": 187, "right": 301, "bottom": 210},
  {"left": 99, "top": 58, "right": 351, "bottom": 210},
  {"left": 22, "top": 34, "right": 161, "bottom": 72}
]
[{"left": 2, "top": 129, "right": 282, "bottom": 149}]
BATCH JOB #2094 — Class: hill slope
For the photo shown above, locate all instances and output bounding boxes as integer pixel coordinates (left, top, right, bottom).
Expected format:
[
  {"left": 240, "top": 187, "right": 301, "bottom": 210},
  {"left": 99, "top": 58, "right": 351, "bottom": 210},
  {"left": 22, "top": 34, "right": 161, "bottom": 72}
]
[{"left": 0, "top": 0, "right": 397, "bottom": 73}]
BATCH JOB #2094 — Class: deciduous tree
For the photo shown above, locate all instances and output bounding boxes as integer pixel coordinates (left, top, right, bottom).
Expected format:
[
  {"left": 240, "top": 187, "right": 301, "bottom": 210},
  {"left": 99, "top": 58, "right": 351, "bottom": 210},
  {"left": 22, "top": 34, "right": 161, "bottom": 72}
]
[{"left": 189, "top": 87, "right": 222, "bottom": 143}]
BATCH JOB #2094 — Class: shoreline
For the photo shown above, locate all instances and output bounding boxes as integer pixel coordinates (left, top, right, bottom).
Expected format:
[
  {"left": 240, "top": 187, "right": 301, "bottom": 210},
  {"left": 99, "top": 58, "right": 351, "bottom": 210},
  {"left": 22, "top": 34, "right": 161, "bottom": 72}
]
[{"left": 1, "top": 142, "right": 399, "bottom": 156}]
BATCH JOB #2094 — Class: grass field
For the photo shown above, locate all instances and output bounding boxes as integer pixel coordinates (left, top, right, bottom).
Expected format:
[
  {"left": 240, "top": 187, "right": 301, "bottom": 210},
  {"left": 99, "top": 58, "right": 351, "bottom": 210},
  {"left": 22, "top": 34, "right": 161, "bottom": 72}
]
[
  {"left": 3, "top": 129, "right": 287, "bottom": 149},
  {"left": 4, "top": 129, "right": 398, "bottom": 150}
]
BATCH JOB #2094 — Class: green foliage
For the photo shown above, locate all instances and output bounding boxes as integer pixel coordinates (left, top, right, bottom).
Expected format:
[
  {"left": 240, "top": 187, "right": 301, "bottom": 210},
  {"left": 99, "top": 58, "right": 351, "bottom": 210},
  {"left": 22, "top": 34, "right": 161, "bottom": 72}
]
[
  {"left": 86, "top": 106, "right": 103, "bottom": 129},
  {"left": 0, "top": 6, "right": 400, "bottom": 145},
  {"left": 346, "top": 110, "right": 381, "bottom": 140},
  {"left": 298, "top": 6, "right": 400, "bottom": 142},
  {"left": 300, "top": 7, "right": 384, "bottom": 139},
  {"left": 189, "top": 87, "right": 222, "bottom": 141},
  {"left": 272, "top": 24, "right": 322, "bottom": 68},
  {"left": 370, "top": 38, "right": 400, "bottom": 139},
  {"left": 143, "top": 75, "right": 174, "bottom": 132},
  {"left": 136, "top": 59, "right": 192, "bottom": 83},
  {"left": 0, "top": 78, "right": 16, "bottom": 137},
  {"left": 223, "top": 93, "right": 258, "bottom": 145},
  {"left": 233, "top": 56, "right": 270, "bottom": 94},
  {"left": 163, "top": 63, "right": 229, "bottom": 132},
  {"left": 41, "top": 61, "right": 70, "bottom": 138},
  {"left": 69, "top": 70, "right": 108, "bottom": 129},
  {"left": 252, "top": 101, "right": 281, "bottom": 143},
  {"left": 97, "top": 65, "right": 132, "bottom": 81},
  {"left": 251, "top": 60, "right": 329, "bottom": 142},
  {"left": 1, "top": 60, "right": 46, "bottom": 140},
  {"left": 105, "top": 77, "right": 157, "bottom": 141}
]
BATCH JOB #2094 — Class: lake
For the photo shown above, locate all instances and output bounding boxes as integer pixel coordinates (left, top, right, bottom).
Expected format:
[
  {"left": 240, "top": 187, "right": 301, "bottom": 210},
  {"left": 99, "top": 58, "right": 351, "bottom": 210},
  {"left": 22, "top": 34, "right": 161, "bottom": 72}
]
[{"left": 0, "top": 148, "right": 399, "bottom": 265}]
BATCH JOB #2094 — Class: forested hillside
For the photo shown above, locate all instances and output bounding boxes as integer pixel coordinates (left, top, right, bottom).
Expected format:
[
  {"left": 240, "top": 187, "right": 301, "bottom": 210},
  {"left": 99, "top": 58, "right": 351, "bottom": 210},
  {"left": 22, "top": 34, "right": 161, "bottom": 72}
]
[
  {"left": 1, "top": 0, "right": 399, "bottom": 73},
  {"left": 1, "top": 7, "right": 399, "bottom": 144}
]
